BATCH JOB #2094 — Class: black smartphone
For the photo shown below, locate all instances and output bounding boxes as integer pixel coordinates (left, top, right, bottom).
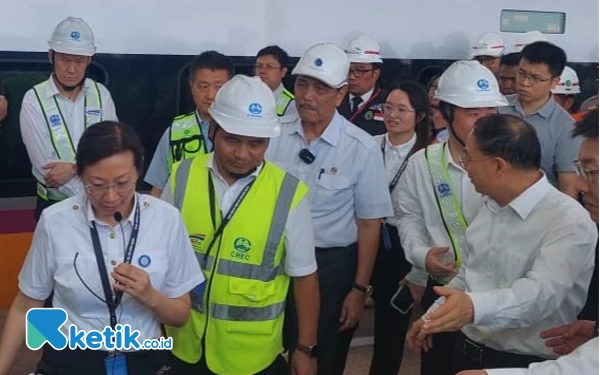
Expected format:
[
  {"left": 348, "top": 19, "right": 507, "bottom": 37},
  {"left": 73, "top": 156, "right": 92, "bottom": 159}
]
[{"left": 390, "top": 284, "right": 414, "bottom": 315}]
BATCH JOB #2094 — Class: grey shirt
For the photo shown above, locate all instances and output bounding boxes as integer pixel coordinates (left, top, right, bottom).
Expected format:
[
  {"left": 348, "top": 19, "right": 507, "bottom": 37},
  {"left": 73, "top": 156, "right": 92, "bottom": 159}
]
[{"left": 499, "top": 95, "right": 581, "bottom": 187}]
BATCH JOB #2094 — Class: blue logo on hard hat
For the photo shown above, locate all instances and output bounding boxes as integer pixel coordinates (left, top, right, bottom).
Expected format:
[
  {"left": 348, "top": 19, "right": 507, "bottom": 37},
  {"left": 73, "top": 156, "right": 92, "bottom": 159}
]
[
  {"left": 477, "top": 79, "right": 490, "bottom": 90},
  {"left": 248, "top": 103, "right": 263, "bottom": 115},
  {"left": 437, "top": 183, "right": 451, "bottom": 197},
  {"left": 314, "top": 58, "right": 323, "bottom": 67},
  {"left": 70, "top": 31, "right": 81, "bottom": 40},
  {"left": 49, "top": 115, "right": 61, "bottom": 127}
]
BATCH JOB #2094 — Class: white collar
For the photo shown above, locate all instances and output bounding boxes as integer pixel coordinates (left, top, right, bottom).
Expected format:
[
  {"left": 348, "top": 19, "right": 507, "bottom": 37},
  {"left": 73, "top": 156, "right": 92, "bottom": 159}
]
[{"left": 206, "top": 153, "right": 263, "bottom": 186}]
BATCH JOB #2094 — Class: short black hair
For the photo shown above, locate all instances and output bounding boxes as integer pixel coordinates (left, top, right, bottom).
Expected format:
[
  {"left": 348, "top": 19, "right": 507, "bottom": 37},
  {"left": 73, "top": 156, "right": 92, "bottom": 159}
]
[
  {"left": 520, "top": 41, "right": 567, "bottom": 78},
  {"left": 572, "top": 108, "right": 599, "bottom": 139},
  {"left": 76, "top": 121, "right": 144, "bottom": 176},
  {"left": 189, "top": 50, "right": 234, "bottom": 81},
  {"left": 501, "top": 52, "right": 521, "bottom": 67},
  {"left": 256, "top": 45, "right": 289, "bottom": 67},
  {"left": 472, "top": 114, "right": 541, "bottom": 171}
]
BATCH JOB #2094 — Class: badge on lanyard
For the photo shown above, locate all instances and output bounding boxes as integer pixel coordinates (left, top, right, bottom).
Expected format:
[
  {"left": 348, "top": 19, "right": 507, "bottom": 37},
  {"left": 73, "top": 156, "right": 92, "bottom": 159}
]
[{"left": 105, "top": 352, "right": 128, "bottom": 375}]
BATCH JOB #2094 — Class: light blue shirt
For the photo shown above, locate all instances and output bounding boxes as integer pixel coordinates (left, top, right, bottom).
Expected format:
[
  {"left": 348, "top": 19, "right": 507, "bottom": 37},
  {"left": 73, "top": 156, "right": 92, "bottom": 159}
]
[
  {"left": 499, "top": 95, "right": 580, "bottom": 188},
  {"left": 144, "top": 110, "right": 212, "bottom": 190},
  {"left": 266, "top": 111, "right": 393, "bottom": 248}
]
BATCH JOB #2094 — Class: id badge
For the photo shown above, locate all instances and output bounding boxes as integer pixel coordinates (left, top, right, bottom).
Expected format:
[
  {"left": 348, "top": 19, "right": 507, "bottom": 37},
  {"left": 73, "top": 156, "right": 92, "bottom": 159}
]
[
  {"left": 382, "top": 224, "right": 392, "bottom": 251},
  {"left": 105, "top": 353, "right": 128, "bottom": 375}
]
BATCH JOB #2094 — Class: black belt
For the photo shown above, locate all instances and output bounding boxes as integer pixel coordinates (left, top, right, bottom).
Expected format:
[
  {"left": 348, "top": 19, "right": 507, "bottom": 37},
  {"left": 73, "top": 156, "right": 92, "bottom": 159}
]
[
  {"left": 458, "top": 332, "right": 544, "bottom": 367},
  {"left": 315, "top": 243, "right": 358, "bottom": 253}
]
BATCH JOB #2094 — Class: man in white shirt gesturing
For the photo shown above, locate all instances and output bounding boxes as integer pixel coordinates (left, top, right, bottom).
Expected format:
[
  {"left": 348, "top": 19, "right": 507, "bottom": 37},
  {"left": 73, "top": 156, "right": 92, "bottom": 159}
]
[{"left": 408, "top": 113, "right": 598, "bottom": 372}]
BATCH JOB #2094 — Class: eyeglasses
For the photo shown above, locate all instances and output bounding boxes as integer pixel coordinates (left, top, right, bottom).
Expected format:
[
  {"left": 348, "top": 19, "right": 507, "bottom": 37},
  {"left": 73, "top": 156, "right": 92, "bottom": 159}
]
[
  {"left": 85, "top": 180, "right": 137, "bottom": 195},
  {"left": 574, "top": 161, "right": 599, "bottom": 181},
  {"left": 516, "top": 69, "right": 553, "bottom": 84},
  {"left": 382, "top": 104, "right": 415, "bottom": 117},
  {"left": 254, "top": 63, "right": 282, "bottom": 71},
  {"left": 348, "top": 68, "right": 374, "bottom": 78},
  {"left": 459, "top": 151, "right": 492, "bottom": 169}
]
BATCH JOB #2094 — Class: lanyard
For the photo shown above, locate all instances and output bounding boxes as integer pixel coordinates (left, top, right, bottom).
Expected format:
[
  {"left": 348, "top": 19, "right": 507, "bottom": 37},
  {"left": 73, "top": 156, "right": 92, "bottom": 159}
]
[
  {"left": 204, "top": 171, "right": 256, "bottom": 261},
  {"left": 348, "top": 88, "right": 382, "bottom": 123},
  {"left": 90, "top": 202, "right": 140, "bottom": 330},
  {"left": 193, "top": 112, "right": 209, "bottom": 153},
  {"left": 381, "top": 137, "right": 410, "bottom": 192}
]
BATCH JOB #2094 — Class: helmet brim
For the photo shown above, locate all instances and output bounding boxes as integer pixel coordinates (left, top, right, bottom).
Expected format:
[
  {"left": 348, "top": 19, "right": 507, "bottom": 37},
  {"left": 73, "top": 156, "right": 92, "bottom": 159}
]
[
  {"left": 209, "top": 109, "right": 281, "bottom": 138},
  {"left": 291, "top": 65, "right": 348, "bottom": 89}
]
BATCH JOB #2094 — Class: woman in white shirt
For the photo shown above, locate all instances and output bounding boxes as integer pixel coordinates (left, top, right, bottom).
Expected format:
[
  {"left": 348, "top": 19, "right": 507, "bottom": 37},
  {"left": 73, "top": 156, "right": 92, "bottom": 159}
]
[
  {"left": 0, "top": 121, "right": 205, "bottom": 375},
  {"left": 369, "top": 80, "right": 433, "bottom": 375}
]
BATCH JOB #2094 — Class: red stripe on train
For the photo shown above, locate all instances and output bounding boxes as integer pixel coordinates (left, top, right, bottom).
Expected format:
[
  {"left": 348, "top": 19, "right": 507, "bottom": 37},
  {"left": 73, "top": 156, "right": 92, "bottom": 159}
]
[{"left": 0, "top": 209, "right": 36, "bottom": 234}]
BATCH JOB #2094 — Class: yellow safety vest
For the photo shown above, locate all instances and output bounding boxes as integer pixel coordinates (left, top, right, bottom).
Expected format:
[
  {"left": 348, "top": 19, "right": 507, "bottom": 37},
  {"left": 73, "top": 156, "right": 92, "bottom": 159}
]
[
  {"left": 425, "top": 142, "right": 467, "bottom": 284},
  {"left": 167, "top": 112, "right": 209, "bottom": 174},
  {"left": 276, "top": 88, "right": 294, "bottom": 117},
  {"left": 165, "top": 153, "right": 308, "bottom": 375},
  {"left": 32, "top": 78, "right": 103, "bottom": 201}
]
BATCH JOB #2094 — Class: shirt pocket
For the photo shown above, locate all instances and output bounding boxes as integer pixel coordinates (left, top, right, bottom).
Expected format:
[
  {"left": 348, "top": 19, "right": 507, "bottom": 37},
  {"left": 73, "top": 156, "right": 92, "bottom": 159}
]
[{"left": 315, "top": 173, "right": 351, "bottom": 193}]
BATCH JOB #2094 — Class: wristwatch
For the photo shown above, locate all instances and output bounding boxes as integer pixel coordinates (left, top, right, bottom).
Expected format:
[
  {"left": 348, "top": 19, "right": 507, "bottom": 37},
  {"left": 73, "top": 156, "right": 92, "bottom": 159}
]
[
  {"left": 296, "top": 343, "right": 319, "bottom": 358},
  {"left": 352, "top": 282, "right": 373, "bottom": 297}
]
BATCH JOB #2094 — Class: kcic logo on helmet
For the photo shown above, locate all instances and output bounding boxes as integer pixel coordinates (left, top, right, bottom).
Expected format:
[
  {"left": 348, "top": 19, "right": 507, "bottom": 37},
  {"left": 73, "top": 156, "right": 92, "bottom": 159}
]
[
  {"left": 248, "top": 103, "right": 263, "bottom": 118},
  {"left": 70, "top": 31, "right": 81, "bottom": 40},
  {"left": 476, "top": 79, "right": 490, "bottom": 92}
]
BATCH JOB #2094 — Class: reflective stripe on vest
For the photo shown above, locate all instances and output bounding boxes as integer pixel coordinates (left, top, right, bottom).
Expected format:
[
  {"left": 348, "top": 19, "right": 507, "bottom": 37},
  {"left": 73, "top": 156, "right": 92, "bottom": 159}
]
[
  {"left": 166, "top": 154, "right": 307, "bottom": 373},
  {"left": 33, "top": 78, "right": 103, "bottom": 201},
  {"left": 425, "top": 142, "right": 466, "bottom": 283},
  {"left": 276, "top": 88, "right": 294, "bottom": 116},
  {"left": 167, "top": 112, "right": 207, "bottom": 174}
]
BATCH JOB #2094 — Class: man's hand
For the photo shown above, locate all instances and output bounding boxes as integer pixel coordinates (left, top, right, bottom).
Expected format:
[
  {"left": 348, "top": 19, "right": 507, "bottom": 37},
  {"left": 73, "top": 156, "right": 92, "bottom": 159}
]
[
  {"left": 339, "top": 289, "right": 365, "bottom": 331},
  {"left": 401, "top": 278, "right": 426, "bottom": 304},
  {"left": 291, "top": 351, "right": 317, "bottom": 375},
  {"left": 406, "top": 318, "right": 433, "bottom": 353},
  {"left": 425, "top": 247, "right": 456, "bottom": 278},
  {"left": 43, "top": 162, "right": 76, "bottom": 187},
  {"left": 421, "top": 286, "right": 474, "bottom": 334},
  {"left": 0, "top": 95, "right": 7, "bottom": 122},
  {"left": 456, "top": 371, "right": 487, "bottom": 375},
  {"left": 111, "top": 263, "right": 157, "bottom": 308},
  {"left": 540, "top": 320, "right": 596, "bottom": 355}
]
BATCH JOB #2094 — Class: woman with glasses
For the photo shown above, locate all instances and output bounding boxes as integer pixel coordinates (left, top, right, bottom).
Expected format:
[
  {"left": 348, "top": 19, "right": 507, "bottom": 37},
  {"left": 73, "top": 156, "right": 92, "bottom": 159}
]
[
  {"left": 0, "top": 121, "right": 204, "bottom": 375},
  {"left": 368, "top": 80, "right": 432, "bottom": 375}
]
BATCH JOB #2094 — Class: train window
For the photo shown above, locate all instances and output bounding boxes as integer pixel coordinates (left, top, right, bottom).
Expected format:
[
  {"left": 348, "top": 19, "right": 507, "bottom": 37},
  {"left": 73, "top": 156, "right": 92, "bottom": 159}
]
[{"left": 501, "top": 9, "right": 566, "bottom": 34}]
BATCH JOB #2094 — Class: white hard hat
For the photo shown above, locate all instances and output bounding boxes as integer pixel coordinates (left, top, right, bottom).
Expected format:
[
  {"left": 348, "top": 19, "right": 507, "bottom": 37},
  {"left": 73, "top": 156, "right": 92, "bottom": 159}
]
[
  {"left": 48, "top": 17, "right": 96, "bottom": 56},
  {"left": 209, "top": 75, "right": 280, "bottom": 138},
  {"left": 469, "top": 33, "right": 505, "bottom": 59},
  {"left": 514, "top": 31, "right": 548, "bottom": 52},
  {"left": 344, "top": 35, "right": 383, "bottom": 64},
  {"left": 552, "top": 66, "right": 581, "bottom": 94},
  {"left": 434, "top": 60, "right": 508, "bottom": 108},
  {"left": 292, "top": 43, "right": 349, "bottom": 88}
]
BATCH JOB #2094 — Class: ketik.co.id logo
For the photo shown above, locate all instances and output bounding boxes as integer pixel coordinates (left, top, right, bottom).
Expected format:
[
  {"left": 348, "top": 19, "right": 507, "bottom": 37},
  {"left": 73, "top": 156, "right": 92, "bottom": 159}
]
[{"left": 26, "top": 308, "right": 172, "bottom": 351}]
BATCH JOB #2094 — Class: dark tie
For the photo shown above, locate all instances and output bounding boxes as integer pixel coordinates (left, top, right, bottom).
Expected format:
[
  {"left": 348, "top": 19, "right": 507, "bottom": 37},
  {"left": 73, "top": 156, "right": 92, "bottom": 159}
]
[{"left": 351, "top": 96, "right": 363, "bottom": 112}]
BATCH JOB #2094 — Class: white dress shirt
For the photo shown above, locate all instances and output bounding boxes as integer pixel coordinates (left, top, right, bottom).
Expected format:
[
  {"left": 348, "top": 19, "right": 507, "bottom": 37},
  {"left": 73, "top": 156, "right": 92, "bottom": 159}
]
[
  {"left": 395, "top": 143, "right": 484, "bottom": 285},
  {"left": 161, "top": 154, "right": 317, "bottom": 277},
  {"left": 485, "top": 337, "right": 599, "bottom": 375},
  {"left": 19, "top": 75, "right": 118, "bottom": 197},
  {"left": 349, "top": 88, "right": 374, "bottom": 112},
  {"left": 432, "top": 174, "right": 598, "bottom": 358},
  {"left": 266, "top": 111, "right": 393, "bottom": 248},
  {"left": 18, "top": 193, "right": 205, "bottom": 350},
  {"left": 373, "top": 132, "right": 416, "bottom": 226}
]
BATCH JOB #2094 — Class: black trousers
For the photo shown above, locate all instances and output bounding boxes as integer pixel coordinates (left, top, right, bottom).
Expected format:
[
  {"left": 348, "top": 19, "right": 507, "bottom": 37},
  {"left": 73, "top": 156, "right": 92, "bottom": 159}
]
[
  {"left": 420, "top": 277, "right": 458, "bottom": 375},
  {"left": 165, "top": 352, "right": 289, "bottom": 375},
  {"left": 35, "top": 346, "right": 167, "bottom": 375},
  {"left": 452, "top": 332, "right": 546, "bottom": 372},
  {"left": 369, "top": 224, "right": 412, "bottom": 375},
  {"left": 285, "top": 243, "right": 358, "bottom": 375}
]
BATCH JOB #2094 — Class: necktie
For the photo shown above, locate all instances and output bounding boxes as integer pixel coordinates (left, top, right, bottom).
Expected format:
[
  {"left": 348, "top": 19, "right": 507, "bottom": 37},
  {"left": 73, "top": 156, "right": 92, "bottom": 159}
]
[{"left": 351, "top": 96, "right": 363, "bottom": 112}]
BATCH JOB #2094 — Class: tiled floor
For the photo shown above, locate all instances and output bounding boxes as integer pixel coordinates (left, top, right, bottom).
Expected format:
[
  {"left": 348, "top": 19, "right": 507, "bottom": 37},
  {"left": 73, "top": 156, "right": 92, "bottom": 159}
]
[{"left": 2, "top": 307, "right": 421, "bottom": 375}]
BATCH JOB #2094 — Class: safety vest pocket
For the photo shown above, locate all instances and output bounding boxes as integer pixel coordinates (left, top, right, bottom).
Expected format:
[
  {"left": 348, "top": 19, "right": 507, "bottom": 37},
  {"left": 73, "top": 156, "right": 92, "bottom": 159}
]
[{"left": 228, "top": 278, "right": 275, "bottom": 302}]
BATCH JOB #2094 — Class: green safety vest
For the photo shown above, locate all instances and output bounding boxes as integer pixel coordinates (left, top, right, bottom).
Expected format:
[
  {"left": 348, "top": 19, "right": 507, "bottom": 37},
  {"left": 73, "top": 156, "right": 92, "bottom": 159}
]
[
  {"left": 167, "top": 112, "right": 209, "bottom": 175},
  {"left": 424, "top": 142, "right": 467, "bottom": 284},
  {"left": 165, "top": 153, "right": 307, "bottom": 374},
  {"left": 33, "top": 78, "right": 103, "bottom": 201},
  {"left": 276, "top": 88, "right": 294, "bottom": 117}
]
